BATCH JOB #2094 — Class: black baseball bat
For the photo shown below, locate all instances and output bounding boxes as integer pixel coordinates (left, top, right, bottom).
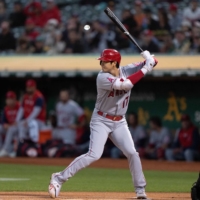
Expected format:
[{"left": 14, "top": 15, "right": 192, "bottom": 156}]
[{"left": 104, "top": 7, "right": 143, "bottom": 52}]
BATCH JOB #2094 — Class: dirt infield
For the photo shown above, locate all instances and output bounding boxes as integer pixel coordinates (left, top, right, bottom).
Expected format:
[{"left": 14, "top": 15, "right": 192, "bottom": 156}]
[
  {"left": 0, "top": 158, "right": 198, "bottom": 199},
  {"left": 0, "top": 157, "right": 200, "bottom": 172},
  {"left": 0, "top": 192, "right": 191, "bottom": 200}
]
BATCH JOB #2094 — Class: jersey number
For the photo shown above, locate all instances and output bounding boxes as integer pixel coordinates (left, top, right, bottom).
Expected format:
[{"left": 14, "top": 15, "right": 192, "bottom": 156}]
[{"left": 122, "top": 96, "right": 129, "bottom": 108}]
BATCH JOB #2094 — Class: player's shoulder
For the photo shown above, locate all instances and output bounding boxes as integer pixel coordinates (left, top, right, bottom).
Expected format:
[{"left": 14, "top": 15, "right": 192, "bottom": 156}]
[
  {"left": 97, "top": 71, "right": 110, "bottom": 78},
  {"left": 35, "top": 90, "right": 44, "bottom": 98},
  {"left": 97, "top": 71, "right": 115, "bottom": 82}
]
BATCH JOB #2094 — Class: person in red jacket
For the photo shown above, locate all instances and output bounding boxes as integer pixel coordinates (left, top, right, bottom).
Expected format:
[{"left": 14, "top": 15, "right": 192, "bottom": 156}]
[
  {"left": 16, "top": 79, "right": 46, "bottom": 143},
  {"left": 24, "top": 18, "right": 39, "bottom": 41},
  {"left": 0, "top": 91, "right": 20, "bottom": 157},
  {"left": 43, "top": 0, "right": 61, "bottom": 24},
  {"left": 24, "top": 1, "right": 46, "bottom": 27},
  {"left": 166, "top": 114, "right": 200, "bottom": 162}
]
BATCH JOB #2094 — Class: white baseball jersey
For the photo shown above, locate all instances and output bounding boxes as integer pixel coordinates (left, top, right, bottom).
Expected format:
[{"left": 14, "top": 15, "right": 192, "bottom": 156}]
[
  {"left": 56, "top": 100, "right": 84, "bottom": 128},
  {"left": 95, "top": 62, "right": 145, "bottom": 116}
]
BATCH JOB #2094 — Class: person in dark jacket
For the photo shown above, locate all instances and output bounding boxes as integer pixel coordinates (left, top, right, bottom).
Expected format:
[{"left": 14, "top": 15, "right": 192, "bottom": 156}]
[
  {"left": 166, "top": 114, "right": 200, "bottom": 162},
  {"left": 141, "top": 30, "right": 160, "bottom": 53},
  {"left": 0, "top": 21, "right": 16, "bottom": 52},
  {"left": 9, "top": 1, "right": 26, "bottom": 28}
]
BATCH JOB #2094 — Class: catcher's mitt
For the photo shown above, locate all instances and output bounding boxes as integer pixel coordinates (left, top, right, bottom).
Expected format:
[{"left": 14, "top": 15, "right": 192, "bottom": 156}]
[{"left": 191, "top": 173, "right": 200, "bottom": 200}]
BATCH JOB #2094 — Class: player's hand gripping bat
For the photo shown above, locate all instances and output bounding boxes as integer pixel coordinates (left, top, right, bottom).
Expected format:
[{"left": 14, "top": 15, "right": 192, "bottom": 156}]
[{"left": 104, "top": 7, "right": 143, "bottom": 52}]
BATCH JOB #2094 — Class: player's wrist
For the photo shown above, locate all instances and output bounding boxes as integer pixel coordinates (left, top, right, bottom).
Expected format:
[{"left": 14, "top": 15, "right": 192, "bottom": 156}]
[{"left": 141, "top": 67, "right": 148, "bottom": 75}]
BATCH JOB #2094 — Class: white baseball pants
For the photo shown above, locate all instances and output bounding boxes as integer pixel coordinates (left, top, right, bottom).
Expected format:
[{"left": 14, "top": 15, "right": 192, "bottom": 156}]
[{"left": 58, "top": 111, "right": 146, "bottom": 190}]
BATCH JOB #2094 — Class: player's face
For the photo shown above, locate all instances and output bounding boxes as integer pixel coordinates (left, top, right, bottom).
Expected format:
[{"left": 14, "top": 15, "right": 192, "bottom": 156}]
[
  {"left": 26, "top": 86, "right": 35, "bottom": 94},
  {"left": 6, "top": 98, "right": 15, "bottom": 107},
  {"left": 100, "top": 61, "right": 117, "bottom": 73},
  {"left": 60, "top": 91, "right": 69, "bottom": 102},
  {"left": 181, "top": 120, "right": 190, "bottom": 129}
]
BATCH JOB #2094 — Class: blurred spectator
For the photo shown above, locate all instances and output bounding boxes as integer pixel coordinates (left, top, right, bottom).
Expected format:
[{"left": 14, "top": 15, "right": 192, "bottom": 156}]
[
  {"left": 16, "top": 36, "right": 31, "bottom": 54},
  {"left": 41, "top": 19, "right": 65, "bottom": 54},
  {"left": 24, "top": 18, "right": 39, "bottom": 41},
  {"left": 181, "top": 20, "right": 192, "bottom": 39},
  {"left": 173, "top": 28, "right": 191, "bottom": 54},
  {"left": 16, "top": 79, "right": 46, "bottom": 143},
  {"left": 52, "top": 90, "right": 85, "bottom": 145},
  {"left": 145, "top": 116, "right": 171, "bottom": 160},
  {"left": 62, "top": 15, "right": 81, "bottom": 48},
  {"left": 65, "top": 29, "right": 84, "bottom": 53},
  {"left": 191, "top": 24, "right": 200, "bottom": 53},
  {"left": 158, "top": 8, "right": 171, "bottom": 32},
  {"left": 31, "top": 35, "right": 47, "bottom": 54},
  {"left": 141, "top": 30, "right": 160, "bottom": 53},
  {"left": 0, "top": 21, "right": 16, "bottom": 52},
  {"left": 133, "top": 0, "right": 145, "bottom": 30},
  {"left": 160, "top": 33, "right": 175, "bottom": 53},
  {"left": 99, "top": 1, "right": 121, "bottom": 24},
  {"left": 111, "top": 112, "right": 147, "bottom": 158},
  {"left": 0, "top": 91, "right": 19, "bottom": 157},
  {"left": 24, "top": 1, "right": 45, "bottom": 27},
  {"left": 43, "top": 0, "right": 61, "bottom": 24},
  {"left": 155, "top": 8, "right": 171, "bottom": 41},
  {"left": 142, "top": 7, "right": 159, "bottom": 31},
  {"left": 168, "top": 4, "right": 183, "bottom": 33},
  {"left": 166, "top": 114, "right": 200, "bottom": 162},
  {"left": 0, "top": 1, "right": 8, "bottom": 24},
  {"left": 115, "top": 30, "right": 130, "bottom": 51},
  {"left": 85, "top": 20, "right": 116, "bottom": 53},
  {"left": 183, "top": 0, "right": 200, "bottom": 24},
  {"left": 9, "top": 1, "right": 26, "bottom": 28},
  {"left": 121, "top": 9, "right": 137, "bottom": 37}
]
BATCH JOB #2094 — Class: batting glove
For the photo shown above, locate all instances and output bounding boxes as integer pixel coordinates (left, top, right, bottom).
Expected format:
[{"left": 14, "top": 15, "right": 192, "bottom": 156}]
[
  {"left": 143, "top": 58, "right": 155, "bottom": 72},
  {"left": 141, "top": 50, "right": 152, "bottom": 60}
]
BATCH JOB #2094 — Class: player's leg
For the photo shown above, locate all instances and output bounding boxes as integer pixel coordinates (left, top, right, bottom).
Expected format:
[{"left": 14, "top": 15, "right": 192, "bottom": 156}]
[
  {"left": 28, "top": 120, "right": 39, "bottom": 142},
  {"left": 18, "top": 120, "right": 28, "bottom": 141},
  {"left": 184, "top": 149, "right": 198, "bottom": 162},
  {"left": 109, "top": 121, "right": 146, "bottom": 198},
  {"left": 48, "top": 120, "right": 110, "bottom": 198},
  {"left": 1, "top": 125, "right": 17, "bottom": 155}
]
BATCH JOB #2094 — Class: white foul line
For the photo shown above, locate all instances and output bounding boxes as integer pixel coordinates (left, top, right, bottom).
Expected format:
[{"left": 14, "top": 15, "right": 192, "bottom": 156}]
[{"left": 0, "top": 178, "right": 30, "bottom": 181}]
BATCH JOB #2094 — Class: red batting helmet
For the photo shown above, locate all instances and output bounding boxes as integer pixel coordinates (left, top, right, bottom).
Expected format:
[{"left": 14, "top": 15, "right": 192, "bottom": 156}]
[
  {"left": 97, "top": 49, "right": 121, "bottom": 65},
  {"left": 6, "top": 91, "right": 16, "bottom": 99}
]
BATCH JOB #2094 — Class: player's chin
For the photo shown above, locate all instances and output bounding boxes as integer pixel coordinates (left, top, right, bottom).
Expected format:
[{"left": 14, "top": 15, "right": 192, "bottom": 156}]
[{"left": 102, "top": 68, "right": 107, "bottom": 72}]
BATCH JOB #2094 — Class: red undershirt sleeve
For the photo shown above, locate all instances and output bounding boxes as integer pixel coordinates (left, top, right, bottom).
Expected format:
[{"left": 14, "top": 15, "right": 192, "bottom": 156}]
[{"left": 127, "top": 70, "right": 144, "bottom": 85}]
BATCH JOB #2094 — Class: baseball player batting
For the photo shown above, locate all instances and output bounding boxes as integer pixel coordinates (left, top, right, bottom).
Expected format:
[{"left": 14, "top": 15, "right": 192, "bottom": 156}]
[{"left": 48, "top": 49, "right": 158, "bottom": 199}]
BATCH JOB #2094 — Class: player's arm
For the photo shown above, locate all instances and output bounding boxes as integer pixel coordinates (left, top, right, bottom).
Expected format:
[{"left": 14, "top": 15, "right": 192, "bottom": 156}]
[
  {"left": 113, "top": 51, "right": 157, "bottom": 91},
  {"left": 122, "top": 55, "right": 158, "bottom": 76},
  {"left": 26, "top": 97, "right": 44, "bottom": 122},
  {"left": 16, "top": 107, "right": 24, "bottom": 122}
]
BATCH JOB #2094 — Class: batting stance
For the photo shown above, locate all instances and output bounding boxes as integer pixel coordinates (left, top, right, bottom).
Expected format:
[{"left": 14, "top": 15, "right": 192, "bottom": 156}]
[{"left": 49, "top": 49, "right": 157, "bottom": 199}]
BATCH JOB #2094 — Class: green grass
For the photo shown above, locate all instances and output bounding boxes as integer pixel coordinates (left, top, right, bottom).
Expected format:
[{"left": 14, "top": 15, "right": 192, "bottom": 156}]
[{"left": 0, "top": 164, "right": 196, "bottom": 192}]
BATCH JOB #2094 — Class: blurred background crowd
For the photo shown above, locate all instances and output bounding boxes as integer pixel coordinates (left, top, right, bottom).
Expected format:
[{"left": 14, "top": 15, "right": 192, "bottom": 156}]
[
  {"left": 0, "top": 0, "right": 200, "bottom": 54},
  {"left": 0, "top": 81, "right": 199, "bottom": 161}
]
